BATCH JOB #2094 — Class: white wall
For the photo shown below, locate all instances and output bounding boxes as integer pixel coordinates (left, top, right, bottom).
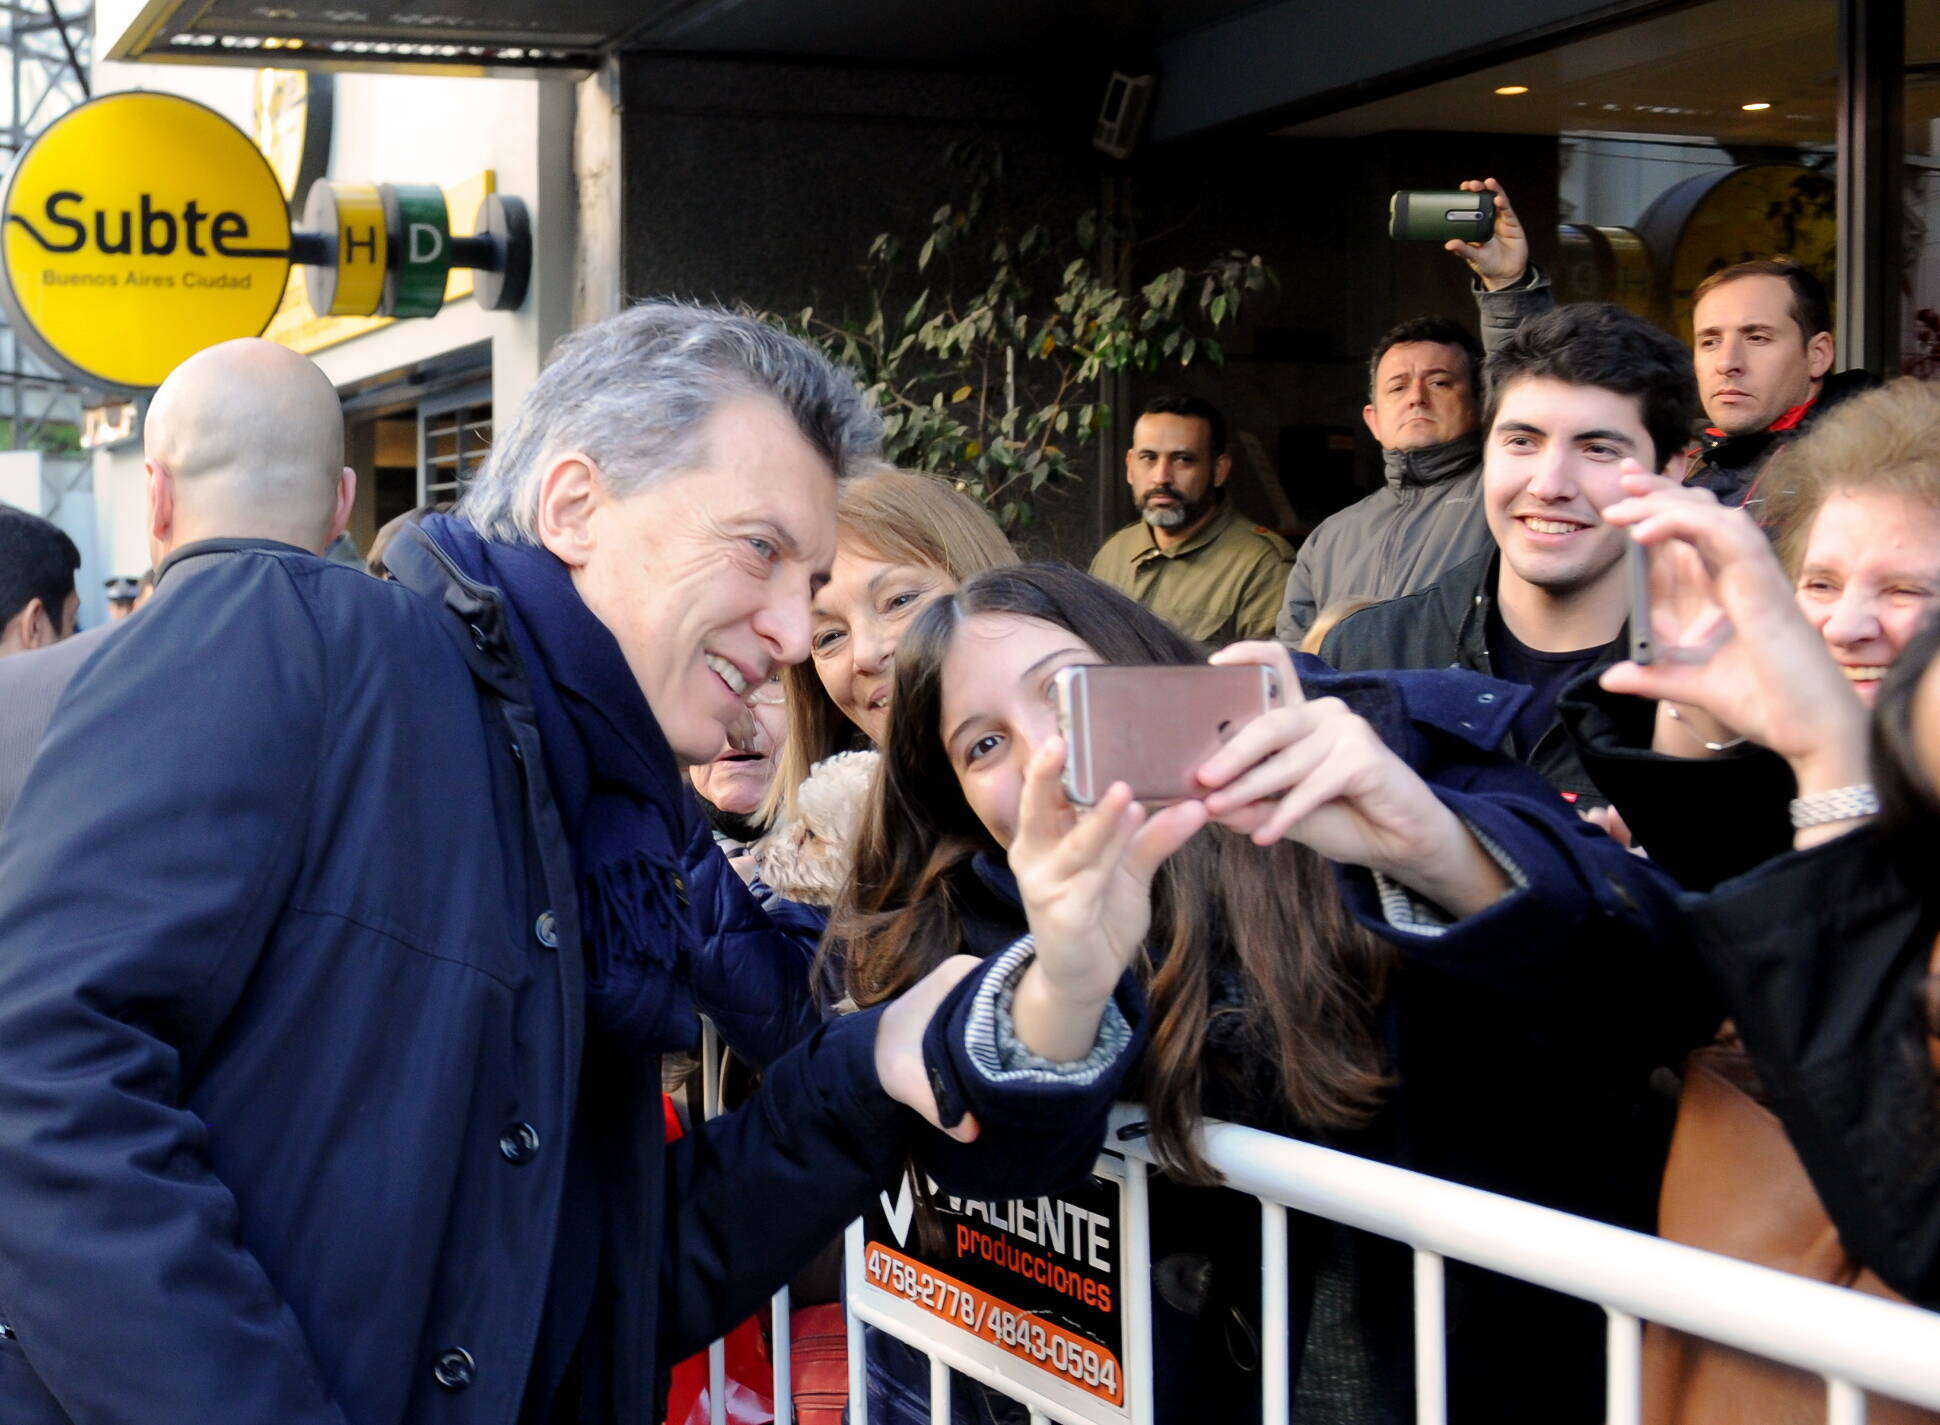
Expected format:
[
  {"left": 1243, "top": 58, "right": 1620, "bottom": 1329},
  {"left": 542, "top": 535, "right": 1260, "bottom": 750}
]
[
  {"left": 0, "top": 450, "right": 40, "bottom": 514},
  {"left": 303, "top": 71, "right": 578, "bottom": 418}
]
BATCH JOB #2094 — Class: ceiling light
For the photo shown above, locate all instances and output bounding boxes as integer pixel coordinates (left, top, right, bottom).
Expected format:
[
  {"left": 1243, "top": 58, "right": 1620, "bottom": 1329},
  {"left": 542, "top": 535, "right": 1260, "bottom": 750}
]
[
  {"left": 1494, "top": 85, "right": 1530, "bottom": 96},
  {"left": 1742, "top": 101, "right": 1772, "bottom": 111}
]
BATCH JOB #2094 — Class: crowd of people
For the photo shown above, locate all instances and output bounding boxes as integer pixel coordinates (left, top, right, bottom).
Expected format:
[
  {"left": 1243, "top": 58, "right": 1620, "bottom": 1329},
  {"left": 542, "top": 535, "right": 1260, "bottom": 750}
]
[{"left": 0, "top": 170, "right": 1934, "bottom": 1425}]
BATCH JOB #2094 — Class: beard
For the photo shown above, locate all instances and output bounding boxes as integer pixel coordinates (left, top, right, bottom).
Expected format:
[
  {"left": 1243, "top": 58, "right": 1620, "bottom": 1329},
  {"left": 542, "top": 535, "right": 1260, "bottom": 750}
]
[{"left": 1139, "top": 484, "right": 1215, "bottom": 530}]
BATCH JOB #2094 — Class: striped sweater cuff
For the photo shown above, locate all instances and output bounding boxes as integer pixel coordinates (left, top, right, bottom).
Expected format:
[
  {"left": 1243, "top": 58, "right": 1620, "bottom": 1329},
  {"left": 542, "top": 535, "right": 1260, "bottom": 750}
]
[
  {"left": 1370, "top": 819, "right": 1528, "bottom": 937},
  {"left": 965, "top": 937, "right": 1132, "bottom": 1087}
]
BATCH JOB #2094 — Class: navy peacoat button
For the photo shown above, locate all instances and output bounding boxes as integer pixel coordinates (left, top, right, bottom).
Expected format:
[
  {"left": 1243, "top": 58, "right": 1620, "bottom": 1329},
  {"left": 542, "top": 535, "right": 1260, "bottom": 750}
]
[
  {"left": 534, "top": 910, "right": 559, "bottom": 948},
  {"left": 499, "top": 1123, "right": 540, "bottom": 1164},
  {"left": 433, "top": 1347, "right": 475, "bottom": 1390}
]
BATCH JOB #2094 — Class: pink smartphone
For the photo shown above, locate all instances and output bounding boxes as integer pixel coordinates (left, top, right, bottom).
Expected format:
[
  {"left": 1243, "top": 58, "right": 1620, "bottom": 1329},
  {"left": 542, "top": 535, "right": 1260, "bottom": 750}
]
[{"left": 1053, "top": 663, "right": 1285, "bottom": 806}]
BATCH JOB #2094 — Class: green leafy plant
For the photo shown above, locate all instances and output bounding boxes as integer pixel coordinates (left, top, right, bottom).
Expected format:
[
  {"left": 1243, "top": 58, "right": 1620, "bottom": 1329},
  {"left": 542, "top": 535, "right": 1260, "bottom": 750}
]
[{"left": 764, "top": 143, "right": 1272, "bottom": 531}]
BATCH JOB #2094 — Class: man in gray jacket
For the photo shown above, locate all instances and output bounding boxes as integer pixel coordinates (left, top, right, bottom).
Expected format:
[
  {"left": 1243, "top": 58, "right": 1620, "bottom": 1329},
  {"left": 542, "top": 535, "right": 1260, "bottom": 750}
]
[
  {"left": 1277, "top": 315, "right": 1492, "bottom": 643},
  {"left": 0, "top": 338, "right": 354, "bottom": 825}
]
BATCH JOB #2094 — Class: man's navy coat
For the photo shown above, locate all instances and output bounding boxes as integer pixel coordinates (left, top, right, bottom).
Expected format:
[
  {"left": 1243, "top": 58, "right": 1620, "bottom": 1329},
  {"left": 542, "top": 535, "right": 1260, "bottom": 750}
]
[{"left": 0, "top": 540, "right": 1133, "bottom": 1425}]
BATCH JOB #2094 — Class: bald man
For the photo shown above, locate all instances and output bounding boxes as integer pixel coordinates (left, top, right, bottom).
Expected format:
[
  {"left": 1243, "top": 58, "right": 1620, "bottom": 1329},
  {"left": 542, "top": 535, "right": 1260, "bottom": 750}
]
[{"left": 0, "top": 338, "right": 353, "bottom": 824}]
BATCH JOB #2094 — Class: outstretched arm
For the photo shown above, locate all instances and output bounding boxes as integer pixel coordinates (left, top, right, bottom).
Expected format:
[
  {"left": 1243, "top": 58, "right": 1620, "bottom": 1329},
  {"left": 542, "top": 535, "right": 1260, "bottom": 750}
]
[{"left": 659, "top": 948, "right": 1144, "bottom": 1356}]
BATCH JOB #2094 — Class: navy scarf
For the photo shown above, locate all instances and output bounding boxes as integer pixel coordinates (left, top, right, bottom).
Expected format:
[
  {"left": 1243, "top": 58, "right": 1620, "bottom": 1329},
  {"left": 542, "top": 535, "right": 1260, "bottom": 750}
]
[{"left": 423, "top": 515, "right": 697, "bottom": 1055}]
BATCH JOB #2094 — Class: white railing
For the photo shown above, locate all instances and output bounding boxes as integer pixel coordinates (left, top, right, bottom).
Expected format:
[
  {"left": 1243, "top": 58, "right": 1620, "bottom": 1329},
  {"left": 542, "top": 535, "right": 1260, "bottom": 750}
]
[{"left": 690, "top": 1027, "right": 1940, "bottom": 1425}]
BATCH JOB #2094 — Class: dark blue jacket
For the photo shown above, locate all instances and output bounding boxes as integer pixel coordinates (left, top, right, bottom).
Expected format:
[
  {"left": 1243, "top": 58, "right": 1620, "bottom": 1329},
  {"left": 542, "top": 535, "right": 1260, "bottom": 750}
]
[
  {"left": 0, "top": 539, "right": 1141, "bottom": 1425},
  {"left": 682, "top": 817, "right": 829, "bottom": 1067}
]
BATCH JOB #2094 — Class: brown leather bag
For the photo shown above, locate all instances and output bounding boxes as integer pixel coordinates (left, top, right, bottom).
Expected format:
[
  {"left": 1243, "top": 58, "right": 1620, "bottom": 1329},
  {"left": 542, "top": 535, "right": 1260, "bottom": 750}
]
[{"left": 1642, "top": 1036, "right": 1940, "bottom": 1425}]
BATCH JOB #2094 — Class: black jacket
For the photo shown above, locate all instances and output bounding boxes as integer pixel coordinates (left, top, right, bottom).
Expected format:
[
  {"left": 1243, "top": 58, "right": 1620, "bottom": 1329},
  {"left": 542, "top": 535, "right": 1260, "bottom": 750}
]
[
  {"left": 1691, "top": 368, "right": 1880, "bottom": 512},
  {"left": 1318, "top": 550, "right": 1618, "bottom": 808},
  {"left": 1689, "top": 824, "right": 1940, "bottom": 1308},
  {"left": 0, "top": 539, "right": 1141, "bottom": 1425},
  {"left": 1555, "top": 669, "right": 1795, "bottom": 891}
]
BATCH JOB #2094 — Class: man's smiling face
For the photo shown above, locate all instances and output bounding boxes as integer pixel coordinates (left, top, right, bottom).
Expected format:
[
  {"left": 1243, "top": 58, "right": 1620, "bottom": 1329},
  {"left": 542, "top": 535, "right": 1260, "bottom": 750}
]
[
  {"left": 1483, "top": 375, "right": 1657, "bottom": 599},
  {"left": 563, "top": 395, "right": 838, "bottom": 764}
]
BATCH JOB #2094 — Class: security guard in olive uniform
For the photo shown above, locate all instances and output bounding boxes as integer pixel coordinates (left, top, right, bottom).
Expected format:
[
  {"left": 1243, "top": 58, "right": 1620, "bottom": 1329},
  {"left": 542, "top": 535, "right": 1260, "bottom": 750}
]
[{"left": 1089, "top": 394, "right": 1294, "bottom": 646}]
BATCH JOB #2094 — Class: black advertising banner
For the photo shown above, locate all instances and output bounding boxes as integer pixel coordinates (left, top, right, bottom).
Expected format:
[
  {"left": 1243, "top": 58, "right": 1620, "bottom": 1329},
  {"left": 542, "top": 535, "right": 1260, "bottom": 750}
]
[{"left": 859, "top": 1159, "right": 1129, "bottom": 1413}]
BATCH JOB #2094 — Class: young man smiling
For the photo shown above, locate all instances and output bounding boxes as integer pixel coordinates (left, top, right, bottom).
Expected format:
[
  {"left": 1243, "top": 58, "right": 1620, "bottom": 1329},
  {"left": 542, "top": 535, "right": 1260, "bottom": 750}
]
[{"left": 1321, "top": 303, "right": 1698, "bottom": 804}]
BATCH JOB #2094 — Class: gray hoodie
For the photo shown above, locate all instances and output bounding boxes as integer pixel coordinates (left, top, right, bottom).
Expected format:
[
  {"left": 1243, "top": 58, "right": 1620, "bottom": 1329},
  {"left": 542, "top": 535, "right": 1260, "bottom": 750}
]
[{"left": 1276, "top": 431, "right": 1491, "bottom": 644}]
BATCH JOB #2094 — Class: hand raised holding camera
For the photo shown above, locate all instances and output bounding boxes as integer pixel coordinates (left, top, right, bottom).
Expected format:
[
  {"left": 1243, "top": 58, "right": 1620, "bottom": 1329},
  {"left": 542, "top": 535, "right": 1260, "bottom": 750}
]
[
  {"left": 1599, "top": 468, "right": 1867, "bottom": 786},
  {"left": 1007, "top": 735, "right": 1208, "bottom": 1063},
  {"left": 1195, "top": 642, "right": 1509, "bottom": 918},
  {"left": 1444, "top": 177, "right": 1529, "bottom": 291}
]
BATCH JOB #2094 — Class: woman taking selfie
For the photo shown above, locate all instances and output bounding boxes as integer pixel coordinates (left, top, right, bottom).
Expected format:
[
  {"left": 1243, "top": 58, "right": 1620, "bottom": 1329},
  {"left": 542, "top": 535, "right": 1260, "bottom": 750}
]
[
  {"left": 1560, "top": 377, "right": 1940, "bottom": 887},
  {"left": 827, "top": 563, "right": 1713, "bottom": 1423}
]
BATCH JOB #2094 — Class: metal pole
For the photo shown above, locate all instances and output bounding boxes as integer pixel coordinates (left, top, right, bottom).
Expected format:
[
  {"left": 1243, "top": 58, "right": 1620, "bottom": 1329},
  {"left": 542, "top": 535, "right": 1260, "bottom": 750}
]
[
  {"left": 1260, "top": 1202, "right": 1290, "bottom": 1425},
  {"left": 1606, "top": 1309, "right": 1642, "bottom": 1425},
  {"left": 928, "top": 1353, "right": 951, "bottom": 1425},
  {"left": 770, "top": 1285, "right": 792, "bottom": 1425},
  {"left": 845, "top": 1222, "right": 870, "bottom": 1425},
  {"left": 1828, "top": 1378, "right": 1870, "bottom": 1425},
  {"left": 1122, "top": 1156, "right": 1156, "bottom": 1425},
  {"left": 1413, "top": 1250, "right": 1446, "bottom": 1425},
  {"left": 1835, "top": 0, "right": 1905, "bottom": 375}
]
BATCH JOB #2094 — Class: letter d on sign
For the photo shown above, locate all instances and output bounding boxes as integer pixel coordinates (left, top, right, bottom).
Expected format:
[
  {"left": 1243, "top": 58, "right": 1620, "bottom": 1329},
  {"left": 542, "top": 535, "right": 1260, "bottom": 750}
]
[{"left": 408, "top": 222, "right": 443, "bottom": 264}]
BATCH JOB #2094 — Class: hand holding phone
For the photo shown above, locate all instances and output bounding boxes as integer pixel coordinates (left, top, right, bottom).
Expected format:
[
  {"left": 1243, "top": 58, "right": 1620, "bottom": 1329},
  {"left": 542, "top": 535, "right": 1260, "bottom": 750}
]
[
  {"left": 1435, "top": 178, "right": 1529, "bottom": 291},
  {"left": 1600, "top": 467, "right": 1864, "bottom": 771},
  {"left": 1005, "top": 734, "right": 1208, "bottom": 1060}
]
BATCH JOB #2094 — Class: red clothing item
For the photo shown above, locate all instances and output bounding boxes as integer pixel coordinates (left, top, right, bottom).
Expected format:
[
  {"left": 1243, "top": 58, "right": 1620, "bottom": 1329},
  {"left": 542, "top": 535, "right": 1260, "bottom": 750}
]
[{"left": 1700, "top": 395, "right": 1816, "bottom": 442}]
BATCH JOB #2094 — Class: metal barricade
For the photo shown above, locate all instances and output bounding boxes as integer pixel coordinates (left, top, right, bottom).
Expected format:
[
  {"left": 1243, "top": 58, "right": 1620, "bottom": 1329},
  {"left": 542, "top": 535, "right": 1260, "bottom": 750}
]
[
  {"left": 695, "top": 1021, "right": 1940, "bottom": 1425},
  {"left": 695, "top": 1022, "right": 795, "bottom": 1425}
]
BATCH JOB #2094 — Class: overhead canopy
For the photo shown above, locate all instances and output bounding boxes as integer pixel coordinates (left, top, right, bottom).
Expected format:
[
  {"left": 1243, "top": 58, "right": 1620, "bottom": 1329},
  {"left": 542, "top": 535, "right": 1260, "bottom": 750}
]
[
  {"left": 106, "top": 0, "right": 1731, "bottom": 140},
  {"left": 103, "top": 0, "right": 638, "bottom": 71},
  {"left": 103, "top": 0, "right": 1262, "bottom": 76}
]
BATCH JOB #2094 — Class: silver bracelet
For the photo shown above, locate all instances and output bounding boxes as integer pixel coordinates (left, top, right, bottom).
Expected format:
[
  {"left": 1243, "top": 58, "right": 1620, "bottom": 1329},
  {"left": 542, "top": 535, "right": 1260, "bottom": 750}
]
[
  {"left": 1665, "top": 704, "right": 1748, "bottom": 753},
  {"left": 1789, "top": 783, "right": 1879, "bottom": 829}
]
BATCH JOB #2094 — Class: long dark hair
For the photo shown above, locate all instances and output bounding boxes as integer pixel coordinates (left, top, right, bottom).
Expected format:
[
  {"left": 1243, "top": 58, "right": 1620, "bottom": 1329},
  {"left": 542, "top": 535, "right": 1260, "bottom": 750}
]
[{"left": 825, "top": 563, "right": 1394, "bottom": 1182}]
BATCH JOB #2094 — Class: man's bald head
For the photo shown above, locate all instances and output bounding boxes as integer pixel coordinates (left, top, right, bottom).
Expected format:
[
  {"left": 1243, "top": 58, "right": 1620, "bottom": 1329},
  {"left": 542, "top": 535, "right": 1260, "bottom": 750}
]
[{"left": 146, "top": 339, "right": 350, "bottom": 554}]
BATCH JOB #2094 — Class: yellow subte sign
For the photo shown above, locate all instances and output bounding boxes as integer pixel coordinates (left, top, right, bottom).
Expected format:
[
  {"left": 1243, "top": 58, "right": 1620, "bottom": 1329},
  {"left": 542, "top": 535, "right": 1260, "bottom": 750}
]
[{"left": 0, "top": 92, "right": 292, "bottom": 391}]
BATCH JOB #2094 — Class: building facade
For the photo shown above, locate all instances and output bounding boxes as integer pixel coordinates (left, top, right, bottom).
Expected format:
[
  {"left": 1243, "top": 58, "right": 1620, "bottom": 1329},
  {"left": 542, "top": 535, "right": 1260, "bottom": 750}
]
[{"left": 79, "top": 0, "right": 1939, "bottom": 564}]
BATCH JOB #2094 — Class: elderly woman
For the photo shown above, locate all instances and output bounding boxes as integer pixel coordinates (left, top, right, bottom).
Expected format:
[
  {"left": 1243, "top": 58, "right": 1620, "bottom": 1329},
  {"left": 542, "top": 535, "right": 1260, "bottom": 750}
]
[
  {"left": 1578, "top": 385, "right": 1940, "bottom": 1423},
  {"left": 1559, "top": 377, "right": 1940, "bottom": 888}
]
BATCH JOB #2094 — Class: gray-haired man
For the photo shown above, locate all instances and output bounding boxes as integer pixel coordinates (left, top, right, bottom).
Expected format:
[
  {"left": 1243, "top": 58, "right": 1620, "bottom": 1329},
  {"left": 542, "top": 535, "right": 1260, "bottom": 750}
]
[{"left": 0, "top": 304, "right": 1143, "bottom": 1425}]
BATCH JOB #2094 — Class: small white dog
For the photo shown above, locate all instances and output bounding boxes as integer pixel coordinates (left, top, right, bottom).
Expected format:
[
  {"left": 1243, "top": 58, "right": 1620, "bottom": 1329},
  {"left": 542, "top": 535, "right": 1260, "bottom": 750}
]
[{"left": 753, "top": 749, "right": 879, "bottom": 907}]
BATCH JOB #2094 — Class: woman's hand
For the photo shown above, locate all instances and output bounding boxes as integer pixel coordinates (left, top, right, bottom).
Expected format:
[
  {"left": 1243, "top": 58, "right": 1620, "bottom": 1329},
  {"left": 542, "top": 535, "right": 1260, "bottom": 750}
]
[
  {"left": 1598, "top": 468, "right": 1869, "bottom": 795},
  {"left": 1007, "top": 736, "right": 1208, "bottom": 1063},
  {"left": 1195, "top": 642, "right": 1509, "bottom": 918}
]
